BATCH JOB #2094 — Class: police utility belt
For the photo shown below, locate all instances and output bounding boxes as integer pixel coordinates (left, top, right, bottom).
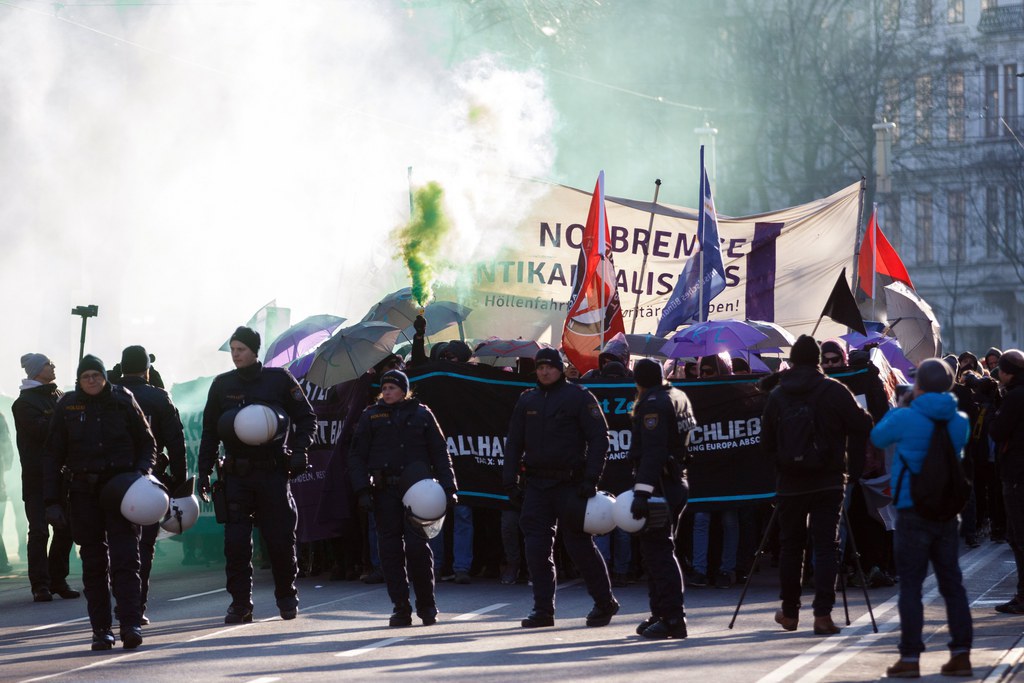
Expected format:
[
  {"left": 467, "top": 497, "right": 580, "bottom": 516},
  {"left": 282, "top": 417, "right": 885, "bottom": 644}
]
[
  {"left": 370, "top": 466, "right": 405, "bottom": 490},
  {"left": 63, "top": 468, "right": 128, "bottom": 493},
  {"left": 221, "top": 454, "right": 281, "bottom": 476},
  {"left": 523, "top": 465, "right": 582, "bottom": 482}
]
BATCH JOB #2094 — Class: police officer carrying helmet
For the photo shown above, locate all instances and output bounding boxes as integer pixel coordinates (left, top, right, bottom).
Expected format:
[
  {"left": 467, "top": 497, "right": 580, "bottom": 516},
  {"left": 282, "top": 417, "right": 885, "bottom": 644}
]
[
  {"left": 349, "top": 369, "right": 457, "bottom": 627},
  {"left": 628, "top": 358, "right": 697, "bottom": 639},
  {"left": 504, "top": 347, "right": 619, "bottom": 628},
  {"left": 115, "top": 345, "right": 187, "bottom": 624},
  {"left": 196, "top": 326, "right": 316, "bottom": 624},
  {"left": 42, "top": 355, "right": 157, "bottom": 651}
]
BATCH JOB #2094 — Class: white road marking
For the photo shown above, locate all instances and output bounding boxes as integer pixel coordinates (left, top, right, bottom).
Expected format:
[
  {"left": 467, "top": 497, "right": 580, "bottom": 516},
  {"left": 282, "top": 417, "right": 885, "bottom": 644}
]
[
  {"left": 168, "top": 588, "right": 227, "bottom": 601},
  {"left": 984, "top": 638, "right": 1024, "bottom": 682},
  {"left": 451, "top": 602, "right": 510, "bottom": 621},
  {"left": 758, "top": 542, "right": 1006, "bottom": 683},
  {"left": 335, "top": 636, "right": 408, "bottom": 658},
  {"left": 27, "top": 616, "right": 90, "bottom": 632},
  {"left": 245, "top": 678, "right": 281, "bottom": 683}
]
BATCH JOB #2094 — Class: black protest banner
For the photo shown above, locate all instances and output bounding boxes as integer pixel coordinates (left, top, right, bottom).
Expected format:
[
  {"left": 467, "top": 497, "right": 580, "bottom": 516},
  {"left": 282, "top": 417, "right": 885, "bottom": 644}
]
[{"left": 407, "top": 364, "right": 773, "bottom": 513}]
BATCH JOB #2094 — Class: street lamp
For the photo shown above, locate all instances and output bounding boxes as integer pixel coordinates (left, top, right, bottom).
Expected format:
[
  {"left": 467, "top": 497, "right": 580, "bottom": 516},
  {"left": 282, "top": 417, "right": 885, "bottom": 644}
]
[{"left": 71, "top": 304, "right": 98, "bottom": 363}]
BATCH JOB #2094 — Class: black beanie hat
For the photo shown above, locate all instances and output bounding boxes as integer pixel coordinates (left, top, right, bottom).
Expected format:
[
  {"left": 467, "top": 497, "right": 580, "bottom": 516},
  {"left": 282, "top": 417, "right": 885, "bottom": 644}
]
[
  {"left": 915, "top": 358, "right": 954, "bottom": 393},
  {"left": 77, "top": 354, "right": 107, "bottom": 380},
  {"left": 634, "top": 358, "right": 664, "bottom": 388},
  {"left": 230, "top": 326, "right": 261, "bottom": 355},
  {"left": 998, "top": 349, "right": 1024, "bottom": 377},
  {"left": 790, "top": 335, "right": 820, "bottom": 366},
  {"left": 534, "top": 347, "right": 564, "bottom": 373},
  {"left": 121, "top": 345, "right": 151, "bottom": 374},
  {"left": 380, "top": 369, "right": 410, "bottom": 394}
]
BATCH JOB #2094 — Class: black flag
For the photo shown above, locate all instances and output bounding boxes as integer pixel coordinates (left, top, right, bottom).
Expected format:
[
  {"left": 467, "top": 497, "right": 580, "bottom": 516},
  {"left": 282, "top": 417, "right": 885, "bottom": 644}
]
[{"left": 820, "top": 268, "right": 867, "bottom": 335}]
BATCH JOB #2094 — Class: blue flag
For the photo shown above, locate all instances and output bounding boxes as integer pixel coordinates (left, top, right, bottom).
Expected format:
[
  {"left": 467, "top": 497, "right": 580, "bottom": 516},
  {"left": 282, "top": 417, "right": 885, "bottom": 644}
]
[{"left": 655, "top": 147, "right": 726, "bottom": 336}]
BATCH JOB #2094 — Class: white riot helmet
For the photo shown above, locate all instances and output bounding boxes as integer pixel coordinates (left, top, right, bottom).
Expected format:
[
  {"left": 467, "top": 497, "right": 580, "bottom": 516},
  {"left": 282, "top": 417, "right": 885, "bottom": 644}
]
[
  {"left": 400, "top": 462, "right": 447, "bottom": 539},
  {"left": 613, "top": 490, "right": 670, "bottom": 533},
  {"left": 564, "top": 491, "right": 618, "bottom": 535},
  {"left": 233, "top": 404, "right": 287, "bottom": 446},
  {"left": 161, "top": 494, "right": 200, "bottom": 534},
  {"left": 101, "top": 472, "right": 170, "bottom": 525}
]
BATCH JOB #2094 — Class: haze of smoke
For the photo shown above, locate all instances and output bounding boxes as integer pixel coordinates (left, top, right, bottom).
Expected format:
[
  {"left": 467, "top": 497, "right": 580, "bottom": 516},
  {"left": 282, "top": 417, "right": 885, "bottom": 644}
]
[{"left": 393, "top": 182, "right": 451, "bottom": 307}]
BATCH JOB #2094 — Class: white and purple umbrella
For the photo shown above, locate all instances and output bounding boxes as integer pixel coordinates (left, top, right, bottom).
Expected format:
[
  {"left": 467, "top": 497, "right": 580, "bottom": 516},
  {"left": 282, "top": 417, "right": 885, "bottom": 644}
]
[
  {"left": 662, "top": 320, "right": 770, "bottom": 359},
  {"left": 264, "top": 314, "right": 346, "bottom": 368}
]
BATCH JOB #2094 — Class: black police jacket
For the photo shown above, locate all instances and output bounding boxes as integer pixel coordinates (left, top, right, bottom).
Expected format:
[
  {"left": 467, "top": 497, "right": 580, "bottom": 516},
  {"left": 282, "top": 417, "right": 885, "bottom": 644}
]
[
  {"left": 503, "top": 377, "right": 609, "bottom": 488},
  {"left": 348, "top": 398, "right": 456, "bottom": 494},
  {"left": 41, "top": 384, "right": 157, "bottom": 502},
  {"left": 12, "top": 383, "right": 63, "bottom": 477},
  {"left": 762, "top": 364, "right": 873, "bottom": 496},
  {"left": 197, "top": 362, "right": 316, "bottom": 475},
  {"left": 991, "top": 374, "right": 1024, "bottom": 483},
  {"left": 118, "top": 376, "right": 188, "bottom": 486},
  {"left": 629, "top": 384, "right": 696, "bottom": 499}
]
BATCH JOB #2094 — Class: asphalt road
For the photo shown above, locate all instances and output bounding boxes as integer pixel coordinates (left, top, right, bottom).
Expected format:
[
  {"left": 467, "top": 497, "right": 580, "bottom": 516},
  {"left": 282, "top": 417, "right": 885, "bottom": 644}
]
[{"left": 1, "top": 537, "right": 1023, "bottom": 682}]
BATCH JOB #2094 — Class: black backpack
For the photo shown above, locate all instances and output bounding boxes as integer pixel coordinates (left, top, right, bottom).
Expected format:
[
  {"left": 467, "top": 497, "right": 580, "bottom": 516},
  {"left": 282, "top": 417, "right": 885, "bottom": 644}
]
[
  {"left": 775, "top": 382, "right": 834, "bottom": 473},
  {"left": 895, "top": 418, "right": 972, "bottom": 522}
]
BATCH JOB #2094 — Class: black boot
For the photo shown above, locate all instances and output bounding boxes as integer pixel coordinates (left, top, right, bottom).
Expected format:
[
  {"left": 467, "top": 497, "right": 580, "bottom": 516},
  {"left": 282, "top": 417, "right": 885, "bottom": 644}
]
[
  {"left": 277, "top": 596, "right": 298, "bottom": 621},
  {"left": 635, "top": 615, "right": 658, "bottom": 636},
  {"left": 585, "top": 599, "right": 620, "bottom": 627},
  {"left": 120, "top": 626, "right": 143, "bottom": 650},
  {"left": 521, "top": 610, "right": 555, "bottom": 628},
  {"left": 225, "top": 604, "right": 254, "bottom": 624},
  {"left": 417, "top": 602, "right": 438, "bottom": 626},
  {"left": 641, "top": 616, "right": 688, "bottom": 639},
  {"left": 389, "top": 602, "right": 412, "bottom": 628},
  {"left": 91, "top": 628, "right": 115, "bottom": 651}
]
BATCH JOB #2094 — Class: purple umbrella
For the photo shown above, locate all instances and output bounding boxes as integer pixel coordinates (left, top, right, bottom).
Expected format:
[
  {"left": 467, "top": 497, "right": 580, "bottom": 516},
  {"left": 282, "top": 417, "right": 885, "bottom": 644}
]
[
  {"left": 264, "top": 314, "right": 346, "bottom": 368},
  {"left": 840, "top": 332, "right": 916, "bottom": 375},
  {"left": 473, "top": 338, "right": 545, "bottom": 358},
  {"left": 662, "top": 320, "right": 770, "bottom": 359}
]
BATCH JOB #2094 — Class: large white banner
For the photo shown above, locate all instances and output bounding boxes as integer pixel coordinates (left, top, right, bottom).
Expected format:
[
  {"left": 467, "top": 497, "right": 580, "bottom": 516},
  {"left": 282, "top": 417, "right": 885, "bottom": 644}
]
[{"left": 439, "top": 179, "right": 863, "bottom": 347}]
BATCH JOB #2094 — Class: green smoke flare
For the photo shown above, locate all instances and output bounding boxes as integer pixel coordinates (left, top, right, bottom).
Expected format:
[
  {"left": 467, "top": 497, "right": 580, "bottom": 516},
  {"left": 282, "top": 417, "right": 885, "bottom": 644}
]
[{"left": 393, "top": 181, "right": 451, "bottom": 307}]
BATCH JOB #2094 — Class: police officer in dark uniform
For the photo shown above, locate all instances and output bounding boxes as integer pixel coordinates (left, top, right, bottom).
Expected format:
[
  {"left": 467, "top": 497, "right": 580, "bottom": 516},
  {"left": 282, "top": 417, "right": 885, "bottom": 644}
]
[
  {"left": 349, "top": 369, "right": 457, "bottom": 626},
  {"left": 504, "top": 347, "right": 619, "bottom": 628},
  {"left": 42, "top": 355, "right": 157, "bottom": 651},
  {"left": 196, "top": 326, "right": 315, "bottom": 624},
  {"left": 115, "top": 345, "right": 187, "bottom": 624},
  {"left": 628, "top": 358, "right": 696, "bottom": 639}
]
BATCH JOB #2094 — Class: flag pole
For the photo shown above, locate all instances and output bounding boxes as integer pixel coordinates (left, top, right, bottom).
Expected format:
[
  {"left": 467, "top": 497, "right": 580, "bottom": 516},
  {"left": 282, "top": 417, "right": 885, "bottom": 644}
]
[
  {"left": 697, "top": 145, "right": 706, "bottom": 323},
  {"left": 629, "top": 179, "right": 662, "bottom": 333},
  {"left": 870, "top": 203, "right": 878, "bottom": 323},
  {"left": 597, "top": 171, "right": 607, "bottom": 353}
]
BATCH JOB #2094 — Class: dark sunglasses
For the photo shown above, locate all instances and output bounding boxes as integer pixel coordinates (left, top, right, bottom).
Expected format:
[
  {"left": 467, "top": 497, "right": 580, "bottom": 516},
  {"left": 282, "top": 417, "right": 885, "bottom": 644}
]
[{"left": 822, "top": 354, "right": 842, "bottom": 363}]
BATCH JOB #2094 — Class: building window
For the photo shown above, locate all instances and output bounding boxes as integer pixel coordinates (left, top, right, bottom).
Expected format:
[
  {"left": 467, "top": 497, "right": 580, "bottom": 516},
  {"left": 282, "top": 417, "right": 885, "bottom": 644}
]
[
  {"left": 916, "top": 193, "right": 934, "bottom": 263},
  {"left": 884, "top": 0, "right": 901, "bottom": 30},
  {"left": 885, "top": 79, "right": 901, "bottom": 143},
  {"left": 981, "top": 0, "right": 997, "bottom": 9},
  {"left": 986, "top": 187, "right": 1000, "bottom": 257},
  {"left": 947, "top": 0, "right": 963, "bottom": 23},
  {"left": 947, "top": 72, "right": 964, "bottom": 142},
  {"left": 947, "top": 191, "right": 965, "bottom": 262},
  {"left": 916, "top": 75, "right": 932, "bottom": 144},
  {"left": 884, "top": 196, "right": 902, "bottom": 250},
  {"left": 1007, "top": 187, "right": 1019, "bottom": 253},
  {"left": 916, "top": 0, "right": 933, "bottom": 26},
  {"left": 1006, "top": 64, "right": 1019, "bottom": 134},
  {"left": 985, "top": 65, "right": 1000, "bottom": 137}
]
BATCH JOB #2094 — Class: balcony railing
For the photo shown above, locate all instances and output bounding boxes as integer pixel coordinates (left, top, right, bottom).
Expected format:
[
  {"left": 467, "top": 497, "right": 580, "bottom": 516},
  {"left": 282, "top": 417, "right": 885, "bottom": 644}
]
[{"left": 978, "top": 4, "right": 1024, "bottom": 33}]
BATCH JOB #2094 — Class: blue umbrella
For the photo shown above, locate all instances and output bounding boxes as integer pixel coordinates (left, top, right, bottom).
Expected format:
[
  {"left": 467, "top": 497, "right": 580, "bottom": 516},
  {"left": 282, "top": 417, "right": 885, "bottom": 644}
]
[
  {"left": 662, "top": 320, "right": 770, "bottom": 359},
  {"left": 264, "top": 314, "right": 346, "bottom": 368}
]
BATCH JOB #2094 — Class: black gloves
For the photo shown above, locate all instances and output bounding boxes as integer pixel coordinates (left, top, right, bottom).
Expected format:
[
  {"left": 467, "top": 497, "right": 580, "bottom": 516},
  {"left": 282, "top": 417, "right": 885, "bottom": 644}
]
[
  {"left": 503, "top": 483, "right": 524, "bottom": 510},
  {"left": 197, "top": 473, "right": 212, "bottom": 503},
  {"left": 357, "top": 490, "right": 373, "bottom": 512},
  {"left": 287, "top": 450, "right": 309, "bottom": 478},
  {"left": 446, "top": 490, "right": 459, "bottom": 509},
  {"left": 630, "top": 490, "right": 651, "bottom": 520},
  {"left": 45, "top": 504, "right": 67, "bottom": 529},
  {"left": 577, "top": 479, "right": 598, "bottom": 499},
  {"left": 414, "top": 315, "right": 426, "bottom": 335}
]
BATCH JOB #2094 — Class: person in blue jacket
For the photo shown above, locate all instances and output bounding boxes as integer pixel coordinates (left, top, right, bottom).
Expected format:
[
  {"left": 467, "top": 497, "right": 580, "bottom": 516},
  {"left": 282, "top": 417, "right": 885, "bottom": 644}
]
[{"left": 871, "top": 358, "right": 973, "bottom": 679}]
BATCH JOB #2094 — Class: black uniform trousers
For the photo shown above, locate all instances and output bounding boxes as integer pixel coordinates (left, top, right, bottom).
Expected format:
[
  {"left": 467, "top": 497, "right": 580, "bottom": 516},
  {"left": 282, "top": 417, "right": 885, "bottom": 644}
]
[
  {"left": 373, "top": 487, "right": 436, "bottom": 617},
  {"left": 139, "top": 522, "right": 160, "bottom": 613},
  {"left": 519, "top": 481, "right": 613, "bottom": 616},
  {"left": 69, "top": 490, "right": 142, "bottom": 630},
  {"left": 23, "top": 475, "right": 73, "bottom": 593},
  {"left": 640, "top": 486, "right": 689, "bottom": 620},
  {"left": 222, "top": 467, "right": 298, "bottom": 609},
  {"left": 777, "top": 488, "right": 844, "bottom": 618}
]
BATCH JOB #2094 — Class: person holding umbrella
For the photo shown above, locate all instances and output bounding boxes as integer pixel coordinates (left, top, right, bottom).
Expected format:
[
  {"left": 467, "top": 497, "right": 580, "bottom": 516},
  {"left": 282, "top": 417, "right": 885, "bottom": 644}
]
[{"left": 348, "top": 369, "right": 457, "bottom": 627}]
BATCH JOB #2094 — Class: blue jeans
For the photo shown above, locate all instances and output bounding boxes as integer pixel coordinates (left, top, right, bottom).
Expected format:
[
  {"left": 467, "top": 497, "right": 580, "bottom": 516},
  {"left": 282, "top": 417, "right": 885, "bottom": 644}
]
[
  {"left": 452, "top": 504, "right": 473, "bottom": 573},
  {"left": 595, "top": 527, "right": 632, "bottom": 574},
  {"left": 692, "top": 509, "right": 738, "bottom": 574},
  {"left": 894, "top": 508, "right": 973, "bottom": 657}
]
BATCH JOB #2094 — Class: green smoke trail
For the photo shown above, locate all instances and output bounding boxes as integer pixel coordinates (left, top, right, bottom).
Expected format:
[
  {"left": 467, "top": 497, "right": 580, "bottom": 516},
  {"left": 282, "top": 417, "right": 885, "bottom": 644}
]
[{"left": 393, "top": 181, "right": 451, "bottom": 307}]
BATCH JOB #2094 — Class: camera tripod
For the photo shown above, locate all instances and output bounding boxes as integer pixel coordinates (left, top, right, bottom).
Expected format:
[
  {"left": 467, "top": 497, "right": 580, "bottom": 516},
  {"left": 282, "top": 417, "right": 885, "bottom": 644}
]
[{"left": 728, "top": 499, "right": 879, "bottom": 633}]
